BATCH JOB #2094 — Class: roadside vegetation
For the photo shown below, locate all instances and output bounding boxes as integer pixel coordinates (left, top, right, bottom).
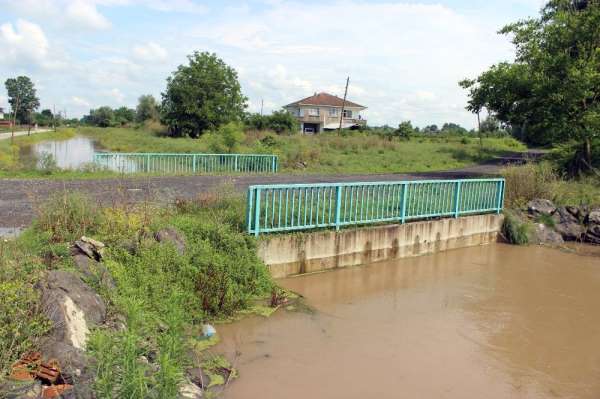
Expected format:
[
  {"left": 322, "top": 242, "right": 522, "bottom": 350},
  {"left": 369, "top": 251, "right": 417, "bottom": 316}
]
[{"left": 0, "top": 187, "right": 273, "bottom": 397}]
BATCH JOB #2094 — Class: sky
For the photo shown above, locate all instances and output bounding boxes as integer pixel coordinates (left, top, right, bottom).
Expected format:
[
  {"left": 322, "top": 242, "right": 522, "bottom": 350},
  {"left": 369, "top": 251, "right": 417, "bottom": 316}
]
[{"left": 0, "top": 0, "right": 545, "bottom": 128}]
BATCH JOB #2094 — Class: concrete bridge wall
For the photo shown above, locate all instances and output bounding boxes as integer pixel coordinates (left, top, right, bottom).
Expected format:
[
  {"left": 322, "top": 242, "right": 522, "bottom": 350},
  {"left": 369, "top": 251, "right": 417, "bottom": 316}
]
[{"left": 258, "top": 214, "right": 504, "bottom": 278}]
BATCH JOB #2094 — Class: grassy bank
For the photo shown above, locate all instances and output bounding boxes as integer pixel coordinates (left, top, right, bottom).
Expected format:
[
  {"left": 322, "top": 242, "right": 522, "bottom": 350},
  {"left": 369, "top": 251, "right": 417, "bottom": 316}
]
[
  {"left": 80, "top": 125, "right": 526, "bottom": 174},
  {"left": 0, "top": 125, "right": 526, "bottom": 178},
  {"left": 0, "top": 188, "right": 274, "bottom": 397}
]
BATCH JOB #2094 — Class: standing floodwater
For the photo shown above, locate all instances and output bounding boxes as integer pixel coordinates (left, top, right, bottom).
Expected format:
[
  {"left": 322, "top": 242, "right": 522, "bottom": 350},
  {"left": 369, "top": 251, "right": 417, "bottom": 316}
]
[
  {"left": 216, "top": 244, "right": 600, "bottom": 399},
  {"left": 29, "top": 136, "right": 101, "bottom": 169}
]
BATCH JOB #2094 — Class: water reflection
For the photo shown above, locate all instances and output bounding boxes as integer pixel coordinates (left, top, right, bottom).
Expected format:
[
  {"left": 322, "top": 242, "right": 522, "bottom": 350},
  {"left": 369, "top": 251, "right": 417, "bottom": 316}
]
[
  {"left": 30, "top": 136, "right": 100, "bottom": 169},
  {"left": 215, "top": 244, "right": 600, "bottom": 399}
]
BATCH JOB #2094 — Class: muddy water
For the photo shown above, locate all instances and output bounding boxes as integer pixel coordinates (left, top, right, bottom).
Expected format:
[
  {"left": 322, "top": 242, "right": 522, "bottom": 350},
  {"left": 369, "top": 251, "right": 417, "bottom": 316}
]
[{"left": 216, "top": 244, "right": 600, "bottom": 399}]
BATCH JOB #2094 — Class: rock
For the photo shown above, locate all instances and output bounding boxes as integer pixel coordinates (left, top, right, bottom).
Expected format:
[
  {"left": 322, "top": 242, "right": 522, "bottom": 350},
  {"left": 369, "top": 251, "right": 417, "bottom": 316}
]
[
  {"left": 179, "top": 380, "right": 203, "bottom": 399},
  {"left": 72, "top": 249, "right": 116, "bottom": 290},
  {"left": 584, "top": 225, "right": 600, "bottom": 244},
  {"left": 155, "top": 227, "right": 186, "bottom": 255},
  {"left": 531, "top": 223, "right": 564, "bottom": 245},
  {"left": 295, "top": 161, "right": 307, "bottom": 169},
  {"left": 555, "top": 222, "right": 585, "bottom": 241},
  {"left": 552, "top": 206, "right": 579, "bottom": 225},
  {"left": 527, "top": 199, "right": 556, "bottom": 217},
  {"left": 39, "top": 339, "right": 94, "bottom": 399},
  {"left": 565, "top": 205, "right": 581, "bottom": 219},
  {"left": 37, "top": 270, "right": 106, "bottom": 350},
  {"left": 586, "top": 209, "right": 600, "bottom": 226},
  {"left": 0, "top": 380, "right": 42, "bottom": 399},
  {"left": 187, "top": 367, "right": 207, "bottom": 388},
  {"left": 74, "top": 236, "right": 105, "bottom": 261}
]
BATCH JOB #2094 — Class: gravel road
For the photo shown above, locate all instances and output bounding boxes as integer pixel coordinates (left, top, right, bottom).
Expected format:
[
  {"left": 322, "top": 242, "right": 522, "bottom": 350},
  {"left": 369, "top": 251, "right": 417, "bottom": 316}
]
[{"left": 0, "top": 151, "right": 542, "bottom": 229}]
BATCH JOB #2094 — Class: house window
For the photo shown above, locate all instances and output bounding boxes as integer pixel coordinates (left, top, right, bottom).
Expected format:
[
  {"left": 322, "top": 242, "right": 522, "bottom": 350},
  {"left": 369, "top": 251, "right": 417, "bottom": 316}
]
[
  {"left": 343, "top": 109, "right": 353, "bottom": 118},
  {"left": 329, "top": 108, "right": 339, "bottom": 116},
  {"left": 307, "top": 108, "right": 319, "bottom": 116}
]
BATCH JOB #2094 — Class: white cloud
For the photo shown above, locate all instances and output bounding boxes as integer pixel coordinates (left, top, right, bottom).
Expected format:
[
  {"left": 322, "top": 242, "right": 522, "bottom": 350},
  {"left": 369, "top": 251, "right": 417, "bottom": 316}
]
[
  {"left": 71, "top": 96, "right": 91, "bottom": 108},
  {"left": 0, "top": 19, "right": 50, "bottom": 67},
  {"left": 132, "top": 42, "right": 168, "bottom": 62},
  {"left": 106, "top": 88, "right": 125, "bottom": 103},
  {"left": 65, "top": 1, "right": 111, "bottom": 30}
]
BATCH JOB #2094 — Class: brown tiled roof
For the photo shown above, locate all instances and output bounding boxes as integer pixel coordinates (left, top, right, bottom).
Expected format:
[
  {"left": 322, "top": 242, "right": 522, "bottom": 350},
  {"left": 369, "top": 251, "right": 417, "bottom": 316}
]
[{"left": 284, "top": 92, "right": 366, "bottom": 109}]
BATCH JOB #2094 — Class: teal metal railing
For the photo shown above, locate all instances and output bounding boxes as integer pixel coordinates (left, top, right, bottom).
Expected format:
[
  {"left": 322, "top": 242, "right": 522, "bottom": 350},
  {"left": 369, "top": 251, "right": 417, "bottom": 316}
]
[
  {"left": 93, "top": 152, "right": 278, "bottom": 174},
  {"left": 246, "top": 178, "right": 504, "bottom": 236}
]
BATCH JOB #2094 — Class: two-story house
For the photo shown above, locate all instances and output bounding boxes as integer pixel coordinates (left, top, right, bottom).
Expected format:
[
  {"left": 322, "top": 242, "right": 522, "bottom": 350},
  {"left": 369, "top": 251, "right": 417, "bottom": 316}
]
[{"left": 283, "top": 92, "right": 366, "bottom": 134}]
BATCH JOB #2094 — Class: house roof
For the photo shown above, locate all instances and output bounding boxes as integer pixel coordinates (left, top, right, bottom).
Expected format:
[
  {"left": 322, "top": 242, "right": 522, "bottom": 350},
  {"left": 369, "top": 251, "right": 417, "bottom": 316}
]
[{"left": 284, "top": 92, "right": 366, "bottom": 109}]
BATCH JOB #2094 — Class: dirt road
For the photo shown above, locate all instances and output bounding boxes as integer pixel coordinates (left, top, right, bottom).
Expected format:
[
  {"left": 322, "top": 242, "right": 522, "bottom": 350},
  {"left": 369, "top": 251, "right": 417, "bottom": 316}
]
[
  {"left": 0, "top": 151, "right": 543, "bottom": 228},
  {"left": 0, "top": 128, "right": 53, "bottom": 141}
]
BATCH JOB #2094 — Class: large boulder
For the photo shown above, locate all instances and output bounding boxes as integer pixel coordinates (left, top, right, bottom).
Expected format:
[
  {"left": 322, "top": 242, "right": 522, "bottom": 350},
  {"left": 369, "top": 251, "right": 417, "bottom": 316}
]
[
  {"left": 584, "top": 225, "right": 600, "bottom": 244},
  {"left": 37, "top": 270, "right": 106, "bottom": 350},
  {"left": 35, "top": 271, "right": 106, "bottom": 399},
  {"left": 527, "top": 199, "right": 556, "bottom": 217},
  {"left": 531, "top": 223, "right": 564, "bottom": 245},
  {"left": 155, "top": 227, "right": 186, "bottom": 255},
  {"left": 552, "top": 206, "right": 579, "bottom": 224},
  {"left": 555, "top": 222, "right": 585, "bottom": 241},
  {"left": 586, "top": 208, "right": 600, "bottom": 226}
]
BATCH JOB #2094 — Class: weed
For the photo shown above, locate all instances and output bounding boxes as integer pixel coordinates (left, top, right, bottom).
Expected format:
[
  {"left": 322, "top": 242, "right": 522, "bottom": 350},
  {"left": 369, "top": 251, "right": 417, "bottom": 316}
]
[{"left": 502, "top": 211, "right": 531, "bottom": 245}]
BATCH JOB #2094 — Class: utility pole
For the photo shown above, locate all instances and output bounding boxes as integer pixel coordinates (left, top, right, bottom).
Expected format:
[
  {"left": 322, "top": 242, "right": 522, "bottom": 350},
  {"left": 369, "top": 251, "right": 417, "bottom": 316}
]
[
  {"left": 53, "top": 104, "right": 56, "bottom": 132},
  {"left": 337, "top": 76, "right": 350, "bottom": 136},
  {"left": 260, "top": 99, "right": 264, "bottom": 116}
]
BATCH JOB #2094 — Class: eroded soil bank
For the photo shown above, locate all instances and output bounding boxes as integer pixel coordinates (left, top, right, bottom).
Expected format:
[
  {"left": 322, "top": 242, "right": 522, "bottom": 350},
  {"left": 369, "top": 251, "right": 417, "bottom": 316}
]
[{"left": 215, "top": 244, "right": 600, "bottom": 399}]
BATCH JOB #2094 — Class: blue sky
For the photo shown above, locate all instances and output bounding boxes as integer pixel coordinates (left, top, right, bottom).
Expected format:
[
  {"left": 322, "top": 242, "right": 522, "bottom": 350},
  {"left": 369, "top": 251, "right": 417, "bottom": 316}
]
[{"left": 0, "top": 0, "right": 544, "bottom": 128}]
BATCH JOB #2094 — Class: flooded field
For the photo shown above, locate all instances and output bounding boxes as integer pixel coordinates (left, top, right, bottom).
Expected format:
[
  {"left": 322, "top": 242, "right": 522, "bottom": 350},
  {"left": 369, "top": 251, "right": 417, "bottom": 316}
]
[
  {"left": 216, "top": 244, "right": 600, "bottom": 399},
  {"left": 27, "top": 136, "right": 101, "bottom": 169}
]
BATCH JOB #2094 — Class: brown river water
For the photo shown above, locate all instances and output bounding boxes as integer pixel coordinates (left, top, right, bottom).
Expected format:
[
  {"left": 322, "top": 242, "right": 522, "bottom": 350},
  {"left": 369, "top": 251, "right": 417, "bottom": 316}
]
[{"left": 215, "top": 244, "right": 600, "bottom": 399}]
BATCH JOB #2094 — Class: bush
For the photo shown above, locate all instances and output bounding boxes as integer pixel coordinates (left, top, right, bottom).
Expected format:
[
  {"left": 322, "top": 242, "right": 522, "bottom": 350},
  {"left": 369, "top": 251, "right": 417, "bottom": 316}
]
[
  {"left": 502, "top": 211, "right": 530, "bottom": 245},
  {"left": 37, "top": 152, "right": 58, "bottom": 174},
  {"left": 501, "top": 162, "right": 559, "bottom": 207},
  {"left": 34, "top": 192, "right": 103, "bottom": 242}
]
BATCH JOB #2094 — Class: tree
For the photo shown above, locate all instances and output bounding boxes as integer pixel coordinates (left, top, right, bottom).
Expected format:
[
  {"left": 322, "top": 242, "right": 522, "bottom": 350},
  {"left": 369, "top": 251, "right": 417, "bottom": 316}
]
[
  {"left": 5, "top": 76, "right": 40, "bottom": 139},
  {"left": 391, "top": 121, "right": 416, "bottom": 140},
  {"left": 114, "top": 106, "right": 136, "bottom": 126},
  {"left": 441, "top": 122, "right": 468, "bottom": 135},
  {"left": 422, "top": 124, "right": 439, "bottom": 134},
  {"left": 460, "top": 0, "right": 600, "bottom": 173},
  {"left": 136, "top": 94, "right": 159, "bottom": 123},
  {"left": 35, "top": 109, "right": 54, "bottom": 126},
  {"left": 83, "top": 107, "right": 115, "bottom": 127},
  {"left": 161, "top": 51, "right": 247, "bottom": 138}
]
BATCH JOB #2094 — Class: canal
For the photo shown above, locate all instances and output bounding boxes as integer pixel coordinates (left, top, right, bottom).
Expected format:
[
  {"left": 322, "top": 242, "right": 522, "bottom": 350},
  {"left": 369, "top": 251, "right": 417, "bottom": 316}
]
[{"left": 215, "top": 244, "right": 600, "bottom": 398}]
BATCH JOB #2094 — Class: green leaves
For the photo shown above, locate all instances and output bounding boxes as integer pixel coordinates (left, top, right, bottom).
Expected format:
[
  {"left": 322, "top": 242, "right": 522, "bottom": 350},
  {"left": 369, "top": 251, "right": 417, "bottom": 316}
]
[{"left": 161, "top": 51, "right": 247, "bottom": 138}]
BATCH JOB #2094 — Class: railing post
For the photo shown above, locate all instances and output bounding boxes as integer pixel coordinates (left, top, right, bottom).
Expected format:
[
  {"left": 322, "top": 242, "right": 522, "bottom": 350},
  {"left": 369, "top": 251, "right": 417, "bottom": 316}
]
[
  {"left": 193, "top": 154, "right": 197, "bottom": 173},
  {"left": 234, "top": 155, "right": 239, "bottom": 172},
  {"left": 253, "top": 188, "right": 261, "bottom": 237},
  {"left": 246, "top": 187, "right": 253, "bottom": 234},
  {"left": 400, "top": 183, "right": 408, "bottom": 223},
  {"left": 146, "top": 154, "right": 151, "bottom": 173},
  {"left": 454, "top": 181, "right": 462, "bottom": 218},
  {"left": 271, "top": 156, "right": 276, "bottom": 173},
  {"left": 334, "top": 185, "right": 342, "bottom": 230},
  {"left": 496, "top": 180, "right": 504, "bottom": 214}
]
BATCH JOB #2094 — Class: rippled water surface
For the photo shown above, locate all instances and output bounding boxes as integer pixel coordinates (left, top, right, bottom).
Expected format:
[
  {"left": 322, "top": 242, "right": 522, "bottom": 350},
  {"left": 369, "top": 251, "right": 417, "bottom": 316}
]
[{"left": 216, "top": 244, "right": 600, "bottom": 399}]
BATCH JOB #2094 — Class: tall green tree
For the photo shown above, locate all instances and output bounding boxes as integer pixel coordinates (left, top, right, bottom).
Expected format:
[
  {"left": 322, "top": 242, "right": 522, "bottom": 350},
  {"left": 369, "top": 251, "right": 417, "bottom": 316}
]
[
  {"left": 460, "top": 0, "right": 600, "bottom": 173},
  {"left": 136, "top": 94, "right": 159, "bottom": 123},
  {"left": 4, "top": 76, "right": 40, "bottom": 138},
  {"left": 114, "top": 106, "right": 136, "bottom": 126},
  {"left": 161, "top": 51, "right": 247, "bottom": 138}
]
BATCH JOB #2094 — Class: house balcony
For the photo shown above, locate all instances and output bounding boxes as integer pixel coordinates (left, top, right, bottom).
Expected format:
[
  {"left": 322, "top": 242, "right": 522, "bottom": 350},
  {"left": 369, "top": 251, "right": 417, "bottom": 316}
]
[{"left": 296, "top": 114, "right": 366, "bottom": 127}]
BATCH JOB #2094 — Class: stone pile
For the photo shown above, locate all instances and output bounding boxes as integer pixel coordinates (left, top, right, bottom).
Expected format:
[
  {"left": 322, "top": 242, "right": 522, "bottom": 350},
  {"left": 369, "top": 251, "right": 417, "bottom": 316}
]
[{"left": 527, "top": 199, "right": 600, "bottom": 244}]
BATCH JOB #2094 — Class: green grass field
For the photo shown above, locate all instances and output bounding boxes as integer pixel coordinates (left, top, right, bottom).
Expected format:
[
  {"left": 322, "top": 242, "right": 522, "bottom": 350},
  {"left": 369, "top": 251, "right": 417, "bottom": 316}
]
[{"left": 0, "top": 125, "right": 527, "bottom": 178}]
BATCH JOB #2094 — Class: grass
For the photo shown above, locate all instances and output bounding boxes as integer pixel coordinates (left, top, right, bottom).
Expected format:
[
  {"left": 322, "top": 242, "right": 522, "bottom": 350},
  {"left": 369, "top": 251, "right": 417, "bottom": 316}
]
[
  {"left": 0, "top": 125, "right": 526, "bottom": 179},
  {"left": 501, "top": 162, "right": 600, "bottom": 208},
  {"left": 0, "top": 187, "right": 274, "bottom": 397}
]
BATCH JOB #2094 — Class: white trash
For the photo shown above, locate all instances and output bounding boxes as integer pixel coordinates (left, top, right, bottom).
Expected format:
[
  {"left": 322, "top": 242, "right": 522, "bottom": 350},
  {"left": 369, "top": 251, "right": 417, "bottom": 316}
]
[{"left": 202, "top": 323, "right": 216, "bottom": 338}]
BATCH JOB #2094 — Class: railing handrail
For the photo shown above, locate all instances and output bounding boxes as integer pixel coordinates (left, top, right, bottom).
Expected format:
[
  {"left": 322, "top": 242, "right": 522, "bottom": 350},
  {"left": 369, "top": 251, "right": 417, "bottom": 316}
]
[
  {"left": 246, "top": 178, "right": 505, "bottom": 236},
  {"left": 94, "top": 152, "right": 276, "bottom": 157},
  {"left": 247, "top": 178, "right": 504, "bottom": 190}
]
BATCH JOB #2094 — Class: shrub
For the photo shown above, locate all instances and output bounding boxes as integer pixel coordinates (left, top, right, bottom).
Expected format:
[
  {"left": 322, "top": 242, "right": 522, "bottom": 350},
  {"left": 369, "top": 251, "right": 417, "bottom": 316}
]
[
  {"left": 501, "top": 162, "right": 559, "bottom": 207},
  {"left": 37, "top": 152, "right": 58, "bottom": 174},
  {"left": 502, "top": 211, "right": 530, "bottom": 245},
  {"left": 34, "top": 192, "right": 103, "bottom": 242}
]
